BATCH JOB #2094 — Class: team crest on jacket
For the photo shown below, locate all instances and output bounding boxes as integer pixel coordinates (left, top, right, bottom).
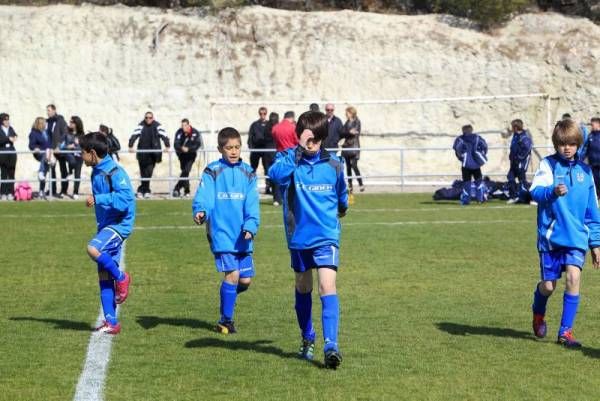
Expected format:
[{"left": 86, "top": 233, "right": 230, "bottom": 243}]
[{"left": 577, "top": 172, "right": 585, "bottom": 183}]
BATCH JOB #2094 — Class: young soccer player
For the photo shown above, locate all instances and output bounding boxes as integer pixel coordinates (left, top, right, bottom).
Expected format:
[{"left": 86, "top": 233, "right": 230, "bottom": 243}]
[
  {"left": 530, "top": 119, "right": 600, "bottom": 347},
  {"left": 192, "top": 127, "right": 259, "bottom": 334},
  {"left": 268, "top": 111, "right": 348, "bottom": 369},
  {"left": 452, "top": 124, "right": 488, "bottom": 205},
  {"left": 506, "top": 119, "right": 533, "bottom": 204},
  {"left": 81, "top": 132, "right": 136, "bottom": 335}
]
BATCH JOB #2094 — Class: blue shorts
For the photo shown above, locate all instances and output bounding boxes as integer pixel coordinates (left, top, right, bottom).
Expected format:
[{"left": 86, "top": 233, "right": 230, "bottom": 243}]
[
  {"left": 88, "top": 227, "right": 123, "bottom": 265},
  {"left": 214, "top": 253, "right": 255, "bottom": 278},
  {"left": 290, "top": 245, "right": 339, "bottom": 273},
  {"left": 539, "top": 248, "right": 586, "bottom": 281}
]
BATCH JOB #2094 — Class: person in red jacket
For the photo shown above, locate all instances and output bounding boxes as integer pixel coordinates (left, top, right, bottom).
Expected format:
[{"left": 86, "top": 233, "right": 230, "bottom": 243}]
[{"left": 272, "top": 111, "right": 298, "bottom": 152}]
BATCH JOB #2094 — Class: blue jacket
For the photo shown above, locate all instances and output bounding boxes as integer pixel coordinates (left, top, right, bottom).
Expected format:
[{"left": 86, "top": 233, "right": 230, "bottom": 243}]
[
  {"left": 530, "top": 153, "right": 600, "bottom": 252},
  {"left": 268, "top": 147, "right": 349, "bottom": 250},
  {"left": 578, "top": 124, "right": 590, "bottom": 160},
  {"left": 585, "top": 130, "right": 600, "bottom": 166},
  {"left": 509, "top": 130, "right": 533, "bottom": 168},
  {"left": 192, "top": 159, "right": 259, "bottom": 254},
  {"left": 453, "top": 133, "right": 487, "bottom": 170},
  {"left": 324, "top": 116, "right": 344, "bottom": 150},
  {"left": 28, "top": 129, "right": 51, "bottom": 152},
  {"left": 92, "top": 156, "right": 136, "bottom": 238}
]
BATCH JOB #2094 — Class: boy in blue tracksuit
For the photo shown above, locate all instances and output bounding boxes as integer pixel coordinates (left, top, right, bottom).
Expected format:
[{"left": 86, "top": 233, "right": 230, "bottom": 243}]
[
  {"left": 506, "top": 119, "right": 533, "bottom": 203},
  {"left": 269, "top": 111, "right": 348, "bottom": 369},
  {"left": 81, "top": 132, "right": 136, "bottom": 335},
  {"left": 529, "top": 119, "right": 600, "bottom": 348},
  {"left": 452, "top": 124, "right": 488, "bottom": 205},
  {"left": 192, "top": 127, "right": 259, "bottom": 334},
  {"left": 584, "top": 117, "right": 600, "bottom": 198}
]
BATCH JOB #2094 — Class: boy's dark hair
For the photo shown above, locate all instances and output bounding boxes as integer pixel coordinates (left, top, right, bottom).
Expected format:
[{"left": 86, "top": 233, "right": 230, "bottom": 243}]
[
  {"left": 217, "top": 127, "right": 241, "bottom": 148},
  {"left": 309, "top": 103, "right": 320, "bottom": 112},
  {"left": 47, "top": 104, "right": 56, "bottom": 111},
  {"left": 284, "top": 111, "right": 295, "bottom": 119},
  {"left": 462, "top": 124, "right": 473, "bottom": 134},
  {"left": 99, "top": 124, "right": 109, "bottom": 134},
  {"left": 0, "top": 113, "right": 8, "bottom": 121},
  {"left": 591, "top": 117, "right": 600, "bottom": 124},
  {"left": 295, "top": 111, "right": 328, "bottom": 141},
  {"left": 80, "top": 132, "right": 109, "bottom": 158},
  {"left": 562, "top": 113, "right": 572, "bottom": 119},
  {"left": 181, "top": 118, "right": 190, "bottom": 124},
  {"left": 269, "top": 112, "right": 279, "bottom": 125},
  {"left": 511, "top": 119, "right": 524, "bottom": 131}
]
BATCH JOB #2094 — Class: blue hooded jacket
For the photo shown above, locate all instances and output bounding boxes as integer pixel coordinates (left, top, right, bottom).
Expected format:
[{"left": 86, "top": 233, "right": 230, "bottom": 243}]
[
  {"left": 453, "top": 133, "right": 487, "bottom": 170},
  {"left": 92, "top": 156, "right": 136, "bottom": 238},
  {"left": 509, "top": 130, "right": 533, "bottom": 169},
  {"left": 530, "top": 153, "right": 600, "bottom": 252},
  {"left": 585, "top": 130, "right": 600, "bottom": 166},
  {"left": 192, "top": 158, "right": 259, "bottom": 254},
  {"left": 577, "top": 123, "right": 590, "bottom": 160},
  {"left": 268, "top": 147, "right": 348, "bottom": 250}
]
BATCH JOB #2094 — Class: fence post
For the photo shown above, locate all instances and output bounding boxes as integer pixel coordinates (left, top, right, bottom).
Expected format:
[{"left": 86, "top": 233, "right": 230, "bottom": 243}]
[
  {"left": 400, "top": 149, "right": 405, "bottom": 192},
  {"left": 167, "top": 149, "right": 173, "bottom": 197}
]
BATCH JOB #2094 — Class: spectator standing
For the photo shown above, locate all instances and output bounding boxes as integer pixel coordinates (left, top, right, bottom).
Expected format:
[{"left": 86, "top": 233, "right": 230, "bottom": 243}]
[
  {"left": 452, "top": 124, "right": 488, "bottom": 205},
  {"left": 585, "top": 117, "right": 600, "bottom": 198},
  {"left": 324, "top": 103, "right": 344, "bottom": 151},
  {"left": 265, "top": 112, "right": 281, "bottom": 205},
  {"left": 28, "top": 117, "right": 52, "bottom": 198},
  {"left": 0, "top": 113, "right": 17, "bottom": 200},
  {"left": 506, "top": 119, "right": 533, "bottom": 204},
  {"left": 128, "top": 111, "right": 170, "bottom": 198},
  {"left": 46, "top": 104, "right": 70, "bottom": 197},
  {"left": 173, "top": 118, "right": 203, "bottom": 198},
  {"left": 68, "top": 116, "right": 85, "bottom": 199},
  {"left": 272, "top": 111, "right": 298, "bottom": 152},
  {"left": 341, "top": 106, "right": 365, "bottom": 196},
  {"left": 248, "top": 107, "right": 273, "bottom": 195},
  {"left": 99, "top": 124, "right": 121, "bottom": 162}
]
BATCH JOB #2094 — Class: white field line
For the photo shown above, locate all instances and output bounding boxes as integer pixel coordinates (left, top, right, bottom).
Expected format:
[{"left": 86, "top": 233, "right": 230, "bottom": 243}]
[
  {"left": 135, "top": 219, "right": 523, "bottom": 231},
  {"left": 73, "top": 243, "right": 126, "bottom": 401}
]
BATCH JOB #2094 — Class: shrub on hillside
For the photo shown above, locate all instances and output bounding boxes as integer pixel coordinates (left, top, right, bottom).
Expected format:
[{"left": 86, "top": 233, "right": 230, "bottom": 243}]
[{"left": 432, "top": 0, "right": 534, "bottom": 28}]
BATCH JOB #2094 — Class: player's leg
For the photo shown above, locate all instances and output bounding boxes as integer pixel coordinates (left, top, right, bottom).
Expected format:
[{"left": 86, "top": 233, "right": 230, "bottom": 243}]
[
  {"left": 558, "top": 261, "right": 583, "bottom": 348},
  {"left": 532, "top": 251, "right": 559, "bottom": 338},
  {"left": 291, "top": 249, "right": 316, "bottom": 359},
  {"left": 237, "top": 254, "right": 254, "bottom": 294},
  {"left": 95, "top": 268, "right": 120, "bottom": 334},
  {"left": 87, "top": 228, "right": 130, "bottom": 303},
  {"left": 215, "top": 253, "right": 241, "bottom": 334},
  {"left": 315, "top": 245, "right": 341, "bottom": 368}
]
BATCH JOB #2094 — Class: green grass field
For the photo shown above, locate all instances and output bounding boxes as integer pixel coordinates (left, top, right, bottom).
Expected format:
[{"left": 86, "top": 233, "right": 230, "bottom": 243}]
[{"left": 3, "top": 194, "right": 600, "bottom": 401}]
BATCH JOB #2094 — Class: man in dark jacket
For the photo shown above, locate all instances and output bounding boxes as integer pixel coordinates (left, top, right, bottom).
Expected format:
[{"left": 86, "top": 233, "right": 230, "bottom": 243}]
[
  {"left": 173, "top": 118, "right": 203, "bottom": 198},
  {"left": 128, "top": 111, "right": 170, "bottom": 198},
  {"left": 248, "top": 107, "right": 274, "bottom": 194},
  {"left": 46, "top": 104, "right": 70, "bottom": 197},
  {"left": 0, "top": 113, "right": 17, "bottom": 200},
  {"left": 324, "top": 103, "right": 343, "bottom": 151}
]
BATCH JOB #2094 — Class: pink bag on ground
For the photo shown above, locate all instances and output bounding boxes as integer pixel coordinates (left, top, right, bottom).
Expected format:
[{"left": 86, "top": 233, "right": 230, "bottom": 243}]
[{"left": 14, "top": 181, "right": 33, "bottom": 201}]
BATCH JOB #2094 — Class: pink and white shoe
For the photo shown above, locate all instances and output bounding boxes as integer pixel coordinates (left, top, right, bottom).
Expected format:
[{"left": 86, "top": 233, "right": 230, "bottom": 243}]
[
  {"left": 115, "top": 272, "right": 131, "bottom": 305},
  {"left": 95, "top": 320, "right": 121, "bottom": 335}
]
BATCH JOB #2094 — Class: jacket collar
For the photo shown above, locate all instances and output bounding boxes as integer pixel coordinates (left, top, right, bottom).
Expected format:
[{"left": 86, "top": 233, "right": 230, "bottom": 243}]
[
  {"left": 219, "top": 158, "right": 243, "bottom": 167},
  {"left": 93, "top": 155, "right": 116, "bottom": 173}
]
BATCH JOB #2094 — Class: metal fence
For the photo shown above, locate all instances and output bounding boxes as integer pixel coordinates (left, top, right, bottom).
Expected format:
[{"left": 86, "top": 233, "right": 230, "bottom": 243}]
[{"left": 0, "top": 144, "right": 557, "bottom": 199}]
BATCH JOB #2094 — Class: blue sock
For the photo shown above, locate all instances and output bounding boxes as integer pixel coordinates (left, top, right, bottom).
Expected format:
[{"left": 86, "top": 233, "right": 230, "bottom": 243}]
[
  {"left": 237, "top": 283, "right": 249, "bottom": 294},
  {"left": 220, "top": 281, "right": 238, "bottom": 322},
  {"left": 532, "top": 284, "right": 549, "bottom": 315},
  {"left": 559, "top": 292, "right": 580, "bottom": 336},
  {"left": 321, "top": 294, "right": 339, "bottom": 351},
  {"left": 99, "top": 280, "right": 118, "bottom": 325},
  {"left": 96, "top": 253, "right": 124, "bottom": 282},
  {"left": 295, "top": 290, "right": 315, "bottom": 341}
]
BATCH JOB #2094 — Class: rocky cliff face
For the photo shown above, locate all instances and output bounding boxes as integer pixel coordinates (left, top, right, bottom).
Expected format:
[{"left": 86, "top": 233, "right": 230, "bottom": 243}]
[{"left": 1, "top": 4, "right": 599, "bottom": 189}]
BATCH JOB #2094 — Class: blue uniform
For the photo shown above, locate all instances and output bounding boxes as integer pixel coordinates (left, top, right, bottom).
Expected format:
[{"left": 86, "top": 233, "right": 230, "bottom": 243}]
[
  {"left": 88, "top": 156, "right": 136, "bottom": 262},
  {"left": 269, "top": 147, "right": 348, "bottom": 271},
  {"left": 530, "top": 154, "right": 600, "bottom": 278},
  {"left": 577, "top": 124, "right": 590, "bottom": 160},
  {"left": 585, "top": 130, "right": 600, "bottom": 198},
  {"left": 507, "top": 130, "right": 533, "bottom": 200},
  {"left": 192, "top": 158, "right": 259, "bottom": 273}
]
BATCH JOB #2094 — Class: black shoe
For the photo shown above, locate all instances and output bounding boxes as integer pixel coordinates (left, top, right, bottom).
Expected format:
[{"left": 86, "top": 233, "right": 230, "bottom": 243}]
[
  {"left": 172, "top": 189, "right": 180, "bottom": 198},
  {"left": 215, "top": 320, "right": 237, "bottom": 334},
  {"left": 324, "top": 349, "right": 342, "bottom": 369}
]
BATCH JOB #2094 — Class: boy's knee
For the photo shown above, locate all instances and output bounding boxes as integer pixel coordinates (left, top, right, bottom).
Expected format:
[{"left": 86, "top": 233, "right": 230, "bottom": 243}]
[
  {"left": 87, "top": 245, "right": 100, "bottom": 260},
  {"left": 239, "top": 277, "right": 251, "bottom": 286},
  {"left": 318, "top": 282, "right": 337, "bottom": 296},
  {"left": 224, "top": 270, "right": 240, "bottom": 284},
  {"left": 98, "top": 270, "right": 111, "bottom": 280},
  {"left": 539, "top": 280, "right": 556, "bottom": 295}
]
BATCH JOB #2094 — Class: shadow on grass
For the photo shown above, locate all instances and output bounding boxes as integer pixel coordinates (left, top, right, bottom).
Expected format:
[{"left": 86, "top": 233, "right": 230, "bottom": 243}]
[
  {"left": 185, "top": 337, "right": 325, "bottom": 368},
  {"left": 420, "top": 201, "right": 459, "bottom": 206},
  {"left": 436, "top": 322, "right": 533, "bottom": 340},
  {"left": 136, "top": 315, "right": 214, "bottom": 332},
  {"left": 9, "top": 316, "right": 92, "bottom": 331}
]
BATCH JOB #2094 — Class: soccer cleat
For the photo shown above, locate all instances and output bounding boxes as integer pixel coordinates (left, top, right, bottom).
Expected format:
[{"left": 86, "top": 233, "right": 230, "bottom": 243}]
[
  {"left": 215, "top": 320, "right": 237, "bottom": 334},
  {"left": 324, "top": 348, "right": 342, "bottom": 369},
  {"left": 359, "top": 185, "right": 365, "bottom": 192},
  {"left": 136, "top": 192, "right": 143, "bottom": 199},
  {"left": 115, "top": 272, "right": 131, "bottom": 304},
  {"left": 297, "top": 338, "right": 315, "bottom": 360},
  {"left": 557, "top": 329, "right": 581, "bottom": 348},
  {"left": 273, "top": 201, "right": 280, "bottom": 206},
  {"left": 506, "top": 198, "right": 519, "bottom": 205},
  {"left": 143, "top": 193, "right": 152, "bottom": 199},
  {"left": 95, "top": 320, "right": 121, "bottom": 335},
  {"left": 532, "top": 314, "right": 547, "bottom": 338}
]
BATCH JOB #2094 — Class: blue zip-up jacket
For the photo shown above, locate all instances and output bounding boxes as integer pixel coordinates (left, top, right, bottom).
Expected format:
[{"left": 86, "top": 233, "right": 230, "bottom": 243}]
[
  {"left": 509, "top": 130, "right": 533, "bottom": 168},
  {"left": 453, "top": 133, "right": 487, "bottom": 169},
  {"left": 192, "top": 158, "right": 259, "bottom": 254},
  {"left": 585, "top": 130, "right": 600, "bottom": 166},
  {"left": 530, "top": 153, "right": 600, "bottom": 252},
  {"left": 578, "top": 123, "right": 590, "bottom": 160},
  {"left": 268, "top": 147, "right": 349, "bottom": 250},
  {"left": 92, "top": 156, "right": 136, "bottom": 238}
]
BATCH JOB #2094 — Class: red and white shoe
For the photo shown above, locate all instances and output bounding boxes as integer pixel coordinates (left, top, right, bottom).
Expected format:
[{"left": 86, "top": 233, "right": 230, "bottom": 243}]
[
  {"left": 115, "top": 272, "right": 131, "bottom": 305},
  {"left": 95, "top": 320, "right": 121, "bottom": 335}
]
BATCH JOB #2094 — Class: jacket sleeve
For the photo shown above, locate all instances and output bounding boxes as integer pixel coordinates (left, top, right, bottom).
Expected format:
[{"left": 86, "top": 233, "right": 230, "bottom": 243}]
[
  {"left": 337, "top": 158, "right": 349, "bottom": 212},
  {"left": 586, "top": 179, "right": 600, "bottom": 248},
  {"left": 94, "top": 169, "right": 135, "bottom": 212},
  {"left": 173, "top": 130, "right": 183, "bottom": 153},
  {"left": 268, "top": 148, "right": 300, "bottom": 186},
  {"left": 128, "top": 125, "right": 142, "bottom": 148},
  {"left": 28, "top": 131, "right": 37, "bottom": 150},
  {"left": 192, "top": 168, "right": 215, "bottom": 219},
  {"left": 517, "top": 134, "right": 533, "bottom": 160},
  {"left": 111, "top": 135, "right": 121, "bottom": 152},
  {"left": 453, "top": 137, "right": 464, "bottom": 161},
  {"left": 478, "top": 136, "right": 488, "bottom": 156},
  {"left": 242, "top": 173, "right": 260, "bottom": 235},
  {"left": 158, "top": 125, "right": 170, "bottom": 148},
  {"left": 529, "top": 159, "right": 557, "bottom": 203},
  {"left": 247, "top": 123, "right": 255, "bottom": 147},
  {"left": 188, "top": 130, "right": 202, "bottom": 152}
]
